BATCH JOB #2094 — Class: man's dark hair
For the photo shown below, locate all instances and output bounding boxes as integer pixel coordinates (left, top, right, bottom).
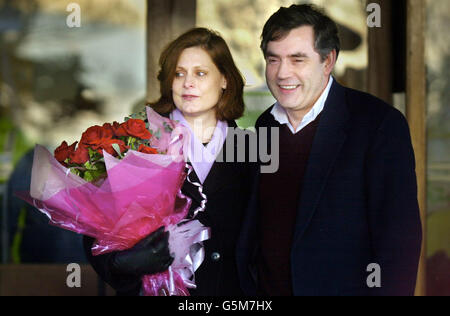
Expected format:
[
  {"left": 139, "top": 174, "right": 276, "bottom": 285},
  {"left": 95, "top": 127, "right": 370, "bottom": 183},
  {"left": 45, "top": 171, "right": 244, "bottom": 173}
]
[{"left": 261, "top": 4, "right": 340, "bottom": 62}]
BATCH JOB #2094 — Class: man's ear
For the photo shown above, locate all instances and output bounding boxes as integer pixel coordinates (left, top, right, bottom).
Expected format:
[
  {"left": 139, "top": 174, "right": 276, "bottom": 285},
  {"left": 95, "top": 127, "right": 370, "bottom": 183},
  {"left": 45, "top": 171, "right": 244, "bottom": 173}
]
[{"left": 323, "top": 49, "right": 337, "bottom": 76}]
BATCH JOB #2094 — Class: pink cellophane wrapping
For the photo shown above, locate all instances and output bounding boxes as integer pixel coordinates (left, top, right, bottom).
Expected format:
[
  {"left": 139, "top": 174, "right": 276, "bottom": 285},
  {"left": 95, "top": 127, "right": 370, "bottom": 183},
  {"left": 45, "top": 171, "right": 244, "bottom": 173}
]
[{"left": 20, "top": 107, "right": 209, "bottom": 296}]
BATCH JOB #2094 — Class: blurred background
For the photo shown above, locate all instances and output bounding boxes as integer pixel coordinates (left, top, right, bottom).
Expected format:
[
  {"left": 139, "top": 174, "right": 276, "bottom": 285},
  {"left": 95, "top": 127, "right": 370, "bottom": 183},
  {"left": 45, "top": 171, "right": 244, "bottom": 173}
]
[{"left": 0, "top": 0, "right": 448, "bottom": 296}]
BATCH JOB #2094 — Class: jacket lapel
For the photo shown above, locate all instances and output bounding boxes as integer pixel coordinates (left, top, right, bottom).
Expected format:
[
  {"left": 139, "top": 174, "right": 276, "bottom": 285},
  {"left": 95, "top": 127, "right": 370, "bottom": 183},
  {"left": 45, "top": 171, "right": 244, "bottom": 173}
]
[{"left": 293, "top": 81, "right": 350, "bottom": 245}]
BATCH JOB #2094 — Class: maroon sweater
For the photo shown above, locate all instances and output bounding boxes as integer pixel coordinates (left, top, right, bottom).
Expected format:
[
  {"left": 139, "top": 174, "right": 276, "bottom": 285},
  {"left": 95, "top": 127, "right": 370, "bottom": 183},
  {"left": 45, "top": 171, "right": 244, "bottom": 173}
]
[{"left": 257, "top": 114, "right": 321, "bottom": 296}]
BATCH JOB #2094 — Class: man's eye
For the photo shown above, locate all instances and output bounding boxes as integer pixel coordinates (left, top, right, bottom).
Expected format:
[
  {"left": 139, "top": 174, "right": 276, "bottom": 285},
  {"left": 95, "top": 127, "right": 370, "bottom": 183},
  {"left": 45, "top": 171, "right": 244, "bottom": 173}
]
[
  {"left": 197, "top": 71, "right": 206, "bottom": 77},
  {"left": 294, "top": 59, "right": 304, "bottom": 63},
  {"left": 267, "top": 58, "right": 278, "bottom": 64}
]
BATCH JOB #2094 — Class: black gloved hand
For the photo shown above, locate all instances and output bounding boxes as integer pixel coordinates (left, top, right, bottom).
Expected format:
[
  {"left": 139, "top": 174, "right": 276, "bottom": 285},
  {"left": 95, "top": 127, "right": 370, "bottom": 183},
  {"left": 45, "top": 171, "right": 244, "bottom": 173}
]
[{"left": 110, "top": 226, "right": 173, "bottom": 276}]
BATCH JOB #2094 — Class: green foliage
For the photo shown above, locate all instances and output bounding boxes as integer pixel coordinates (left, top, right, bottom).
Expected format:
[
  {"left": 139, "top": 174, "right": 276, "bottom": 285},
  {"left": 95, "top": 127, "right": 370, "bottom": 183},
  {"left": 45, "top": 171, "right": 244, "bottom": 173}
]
[
  {"left": 10, "top": 207, "right": 27, "bottom": 264},
  {"left": 0, "top": 117, "right": 34, "bottom": 183},
  {"left": 127, "top": 109, "right": 147, "bottom": 121},
  {"left": 153, "top": 129, "right": 161, "bottom": 140},
  {"left": 67, "top": 153, "right": 107, "bottom": 183},
  {"left": 237, "top": 110, "right": 262, "bottom": 129},
  {"left": 163, "top": 122, "right": 173, "bottom": 133},
  {"left": 112, "top": 143, "right": 124, "bottom": 158},
  {"left": 82, "top": 159, "right": 106, "bottom": 183},
  {"left": 427, "top": 210, "right": 450, "bottom": 257}
]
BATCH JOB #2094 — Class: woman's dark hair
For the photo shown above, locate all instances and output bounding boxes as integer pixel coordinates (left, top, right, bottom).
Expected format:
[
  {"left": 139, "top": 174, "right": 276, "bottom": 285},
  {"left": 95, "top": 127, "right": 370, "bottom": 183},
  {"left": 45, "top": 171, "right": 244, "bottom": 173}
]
[
  {"left": 261, "top": 4, "right": 340, "bottom": 62},
  {"left": 149, "top": 27, "right": 245, "bottom": 121}
]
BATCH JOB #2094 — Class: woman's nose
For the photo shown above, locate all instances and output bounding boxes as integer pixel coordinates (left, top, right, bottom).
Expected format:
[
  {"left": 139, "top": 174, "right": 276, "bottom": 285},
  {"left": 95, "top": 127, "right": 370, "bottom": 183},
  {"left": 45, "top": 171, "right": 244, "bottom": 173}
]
[{"left": 183, "top": 74, "right": 195, "bottom": 88}]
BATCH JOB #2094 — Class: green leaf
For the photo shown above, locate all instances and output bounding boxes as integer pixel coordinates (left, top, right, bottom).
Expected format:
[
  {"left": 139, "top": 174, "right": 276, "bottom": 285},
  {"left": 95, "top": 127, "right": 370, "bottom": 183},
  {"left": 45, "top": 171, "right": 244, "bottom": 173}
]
[
  {"left": 88, "top": 148, "right": 103, "bottom": 161},
  {"left": 88, "top": 148, "right": 97, "bottom": 157},
  {"left": 163, "top": 122, "right": 173, "bottom": 133},
  {"left": 83, "top": 167, "right": 106, "bottom": 183},
  {"left": 127, "top": 137, "right": 137, "bottom": 147},
  {"left": 126, "top": 109, "right": 147, "bottom": 121},
  {"left": 84, "top": 170, "right": 95, "bottom": 182},
  {"left": 112, "top": 143, "right": 123, "bottom": 158},
  {"left": 94, "top": 161, "right": 106, "bottom": 172},
  {"left": 154, "top": 129, "right": 161, "bottom": 140},
  {"left": 70, "top": 168, "right": 81, "bottom": 177}
]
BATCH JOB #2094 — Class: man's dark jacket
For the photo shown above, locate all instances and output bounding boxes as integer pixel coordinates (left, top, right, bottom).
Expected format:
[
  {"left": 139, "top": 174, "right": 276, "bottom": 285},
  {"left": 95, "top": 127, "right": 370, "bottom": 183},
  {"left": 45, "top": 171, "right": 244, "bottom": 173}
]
[{"left": 236, "top": 80, "right": 422, "bottom": 296}]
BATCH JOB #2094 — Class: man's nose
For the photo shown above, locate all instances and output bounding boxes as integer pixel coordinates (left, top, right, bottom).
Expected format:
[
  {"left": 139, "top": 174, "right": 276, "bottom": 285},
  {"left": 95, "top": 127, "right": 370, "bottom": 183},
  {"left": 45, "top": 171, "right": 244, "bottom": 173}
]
[{"left": 277, "top": 60, "right": 292, "bottom": 79}]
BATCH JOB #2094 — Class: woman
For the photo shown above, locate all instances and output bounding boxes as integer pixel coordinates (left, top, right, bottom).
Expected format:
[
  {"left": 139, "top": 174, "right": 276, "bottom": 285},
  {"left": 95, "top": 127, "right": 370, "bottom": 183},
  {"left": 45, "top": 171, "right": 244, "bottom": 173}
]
[{"left": 83, "top": 28, "right": 253, "bottom": 296}]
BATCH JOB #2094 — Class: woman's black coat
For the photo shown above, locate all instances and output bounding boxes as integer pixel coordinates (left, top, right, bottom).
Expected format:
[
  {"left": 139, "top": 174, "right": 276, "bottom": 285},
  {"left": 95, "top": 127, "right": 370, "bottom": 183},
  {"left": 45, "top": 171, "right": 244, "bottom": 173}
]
[{"left": 83, "top": 120, "right": 253, "bottom": 296}]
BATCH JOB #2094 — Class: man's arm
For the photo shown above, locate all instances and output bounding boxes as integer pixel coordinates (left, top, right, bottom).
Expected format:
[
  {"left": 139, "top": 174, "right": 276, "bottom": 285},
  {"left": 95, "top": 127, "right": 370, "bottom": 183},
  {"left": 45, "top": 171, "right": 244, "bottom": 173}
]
[{"left": 366, "top": 107, "right": 422, "bottom": 296}]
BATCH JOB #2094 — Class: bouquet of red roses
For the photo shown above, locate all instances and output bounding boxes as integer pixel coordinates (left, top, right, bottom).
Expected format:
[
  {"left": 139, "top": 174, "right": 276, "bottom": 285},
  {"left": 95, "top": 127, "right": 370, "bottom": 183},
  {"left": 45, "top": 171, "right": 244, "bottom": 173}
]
[{"left": 19, "top": 107, "right": 209, "bottom": 296}]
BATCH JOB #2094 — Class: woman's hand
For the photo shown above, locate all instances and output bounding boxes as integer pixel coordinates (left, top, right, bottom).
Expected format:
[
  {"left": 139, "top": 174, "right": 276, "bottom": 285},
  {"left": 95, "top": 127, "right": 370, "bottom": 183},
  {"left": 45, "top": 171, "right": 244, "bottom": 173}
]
[{"left": 111, "top": 227, "right": 173, "bottom": 276}]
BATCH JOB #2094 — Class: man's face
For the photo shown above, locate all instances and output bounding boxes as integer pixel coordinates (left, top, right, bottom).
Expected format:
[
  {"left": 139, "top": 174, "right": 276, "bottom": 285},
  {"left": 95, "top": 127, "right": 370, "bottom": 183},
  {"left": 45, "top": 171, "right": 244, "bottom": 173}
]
[{"left": 265, "top": 26, "right": 332, "bottom": 115}]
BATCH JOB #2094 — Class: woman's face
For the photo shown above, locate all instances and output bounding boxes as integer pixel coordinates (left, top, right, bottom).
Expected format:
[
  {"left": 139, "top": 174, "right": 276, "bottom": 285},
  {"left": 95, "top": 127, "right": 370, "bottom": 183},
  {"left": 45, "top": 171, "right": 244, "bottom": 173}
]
[{"left": 172, "top": 46, "right": 227, "bottom": 119}]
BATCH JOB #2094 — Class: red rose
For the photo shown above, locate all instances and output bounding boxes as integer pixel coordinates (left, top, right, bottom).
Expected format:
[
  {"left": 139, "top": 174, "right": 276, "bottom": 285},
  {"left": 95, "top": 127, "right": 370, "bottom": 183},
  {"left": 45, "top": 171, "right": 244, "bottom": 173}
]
[
  {"left": 102, "top": 123, "right": 115, "bottom": 136},
  {"left": 138, "top": 144, "right": 158, "bottom": 155},
  {"left": 112, "top": 121, "right": 128, "bottom": 137},
  {"left": 54, "top": 141, "right": 77, "bottom": 164},
  {"left": 69, "top": 145, "right": 89, "bottom": 164},
  {"left": 99, "top": 139, "right": 128, "bottom": 156},
  {"left": 80, "top": 125, "right": 114, "bottom": 150},
  {"left": 120, "top": 119, "right": 152, "bottom": 139}
]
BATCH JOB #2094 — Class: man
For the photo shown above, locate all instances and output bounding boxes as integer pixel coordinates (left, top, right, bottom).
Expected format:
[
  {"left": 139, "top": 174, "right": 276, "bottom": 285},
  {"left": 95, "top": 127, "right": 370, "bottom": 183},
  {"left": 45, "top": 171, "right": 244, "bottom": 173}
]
[{"left": 237, "top": 4, "right": 422, "bottom": 296}]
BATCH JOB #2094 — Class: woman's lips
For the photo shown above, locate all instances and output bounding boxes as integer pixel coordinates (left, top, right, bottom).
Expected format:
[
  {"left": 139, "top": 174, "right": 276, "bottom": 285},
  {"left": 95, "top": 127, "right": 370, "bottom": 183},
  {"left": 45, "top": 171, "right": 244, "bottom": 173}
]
[{"left": 182, "top": 94, "right": 199, "bottom": 101}]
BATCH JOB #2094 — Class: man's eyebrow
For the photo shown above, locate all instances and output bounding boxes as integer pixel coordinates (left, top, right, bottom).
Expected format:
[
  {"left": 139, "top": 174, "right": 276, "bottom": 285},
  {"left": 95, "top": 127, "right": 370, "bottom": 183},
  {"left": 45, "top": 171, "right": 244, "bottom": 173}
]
[
  {"left": 265, "top": 51, "right": 309, "bottom": 58},
  {"left": 289, "top": 52, "right": 308, "bottom": 58}
]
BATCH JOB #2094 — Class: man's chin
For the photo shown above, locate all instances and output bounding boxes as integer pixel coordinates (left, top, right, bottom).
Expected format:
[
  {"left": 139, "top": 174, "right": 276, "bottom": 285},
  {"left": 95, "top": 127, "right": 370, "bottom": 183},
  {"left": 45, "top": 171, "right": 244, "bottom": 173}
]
[{"left": 277, "top": 101, "right": 301, "bottom": 111}]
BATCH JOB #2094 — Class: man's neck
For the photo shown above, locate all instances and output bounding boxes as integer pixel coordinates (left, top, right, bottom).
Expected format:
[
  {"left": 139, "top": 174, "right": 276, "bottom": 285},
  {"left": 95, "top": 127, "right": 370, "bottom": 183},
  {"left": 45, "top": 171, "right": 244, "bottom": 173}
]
[
  {"left": 286, "top": 106, "right": 313, "bottom": 131},
  {"left": 285, "top": 77, "right": 331, "bottom": 131}
]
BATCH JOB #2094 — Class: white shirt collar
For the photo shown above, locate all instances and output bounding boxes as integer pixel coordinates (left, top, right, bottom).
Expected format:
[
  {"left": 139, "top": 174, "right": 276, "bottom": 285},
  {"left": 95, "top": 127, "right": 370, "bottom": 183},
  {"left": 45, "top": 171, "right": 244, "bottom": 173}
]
[{"left": 270, "top": 76, "right": 333, "bottom": 134}]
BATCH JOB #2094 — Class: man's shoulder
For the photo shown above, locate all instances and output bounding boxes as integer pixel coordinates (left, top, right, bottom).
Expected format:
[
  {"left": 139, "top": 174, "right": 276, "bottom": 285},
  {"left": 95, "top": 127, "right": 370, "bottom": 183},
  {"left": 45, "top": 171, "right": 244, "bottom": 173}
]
[
  {"left": 345, "top": 86, "right": 389, "bottom": 107},
  {"left": 338, "top": 83, "right": 405, "bottom": 127}
]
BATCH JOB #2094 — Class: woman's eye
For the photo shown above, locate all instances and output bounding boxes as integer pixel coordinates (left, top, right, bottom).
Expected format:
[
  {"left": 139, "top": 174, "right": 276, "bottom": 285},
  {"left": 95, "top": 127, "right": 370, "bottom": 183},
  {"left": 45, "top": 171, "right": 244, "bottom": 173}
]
[
  {"left": 175, "top": 72, "right": 184, "bottom": 77},
  {"left": 197, "top": 71, "right": 206, "bottom": 77}
]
